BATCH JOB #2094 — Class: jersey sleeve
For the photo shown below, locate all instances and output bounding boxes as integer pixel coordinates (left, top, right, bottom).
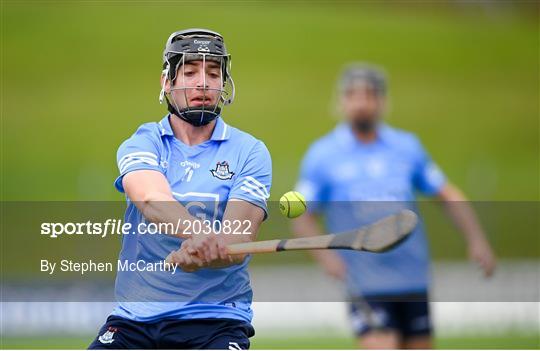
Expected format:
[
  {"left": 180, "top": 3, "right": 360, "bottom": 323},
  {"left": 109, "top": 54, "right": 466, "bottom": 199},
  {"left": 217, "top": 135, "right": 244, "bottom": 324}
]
[
  {"left": 412, "top": 138, "right": 447, "bottom": 196},
  {"left": 228, "top": 141, "right": 272, "bottom": 219},
  {"left": 295, "top": 143, "right": 328, "bottom": 214},
  {"left": 114, "top": 123, "right": 163, "bottom": 193}
]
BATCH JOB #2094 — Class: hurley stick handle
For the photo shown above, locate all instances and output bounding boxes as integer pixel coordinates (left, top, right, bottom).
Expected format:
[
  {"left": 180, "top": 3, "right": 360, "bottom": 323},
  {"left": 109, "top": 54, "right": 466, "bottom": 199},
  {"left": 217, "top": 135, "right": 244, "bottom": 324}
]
[
  {"left": 227, "top": 239, "right": 281, "bottom": 255},
  {"left": 226, "top": 235, "right": 334, "bottom": 255}
]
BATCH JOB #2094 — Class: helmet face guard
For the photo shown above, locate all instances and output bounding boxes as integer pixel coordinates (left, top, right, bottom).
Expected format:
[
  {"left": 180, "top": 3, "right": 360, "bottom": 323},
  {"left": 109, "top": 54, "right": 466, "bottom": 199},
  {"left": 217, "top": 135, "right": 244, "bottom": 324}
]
[{"left": 159, "top": 29, "right": 235, "bottom": 127}]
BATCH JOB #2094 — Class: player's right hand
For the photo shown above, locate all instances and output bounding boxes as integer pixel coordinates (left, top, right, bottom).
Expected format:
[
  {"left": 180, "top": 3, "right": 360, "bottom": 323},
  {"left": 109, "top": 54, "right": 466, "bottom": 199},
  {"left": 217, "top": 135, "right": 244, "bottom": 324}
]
[
  {"left": 468, "top": 238, "right": 496, "bottom": 277},
  {"left": 166, "top": 248, "right": 206, "bottom": 272}
]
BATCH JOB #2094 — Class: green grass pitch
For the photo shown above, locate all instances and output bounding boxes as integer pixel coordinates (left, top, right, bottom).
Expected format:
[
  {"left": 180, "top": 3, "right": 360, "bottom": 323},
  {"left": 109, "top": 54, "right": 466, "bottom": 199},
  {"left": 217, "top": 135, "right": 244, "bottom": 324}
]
[{"left": 1, "top": 334, "right": 539, "bottom": 349}]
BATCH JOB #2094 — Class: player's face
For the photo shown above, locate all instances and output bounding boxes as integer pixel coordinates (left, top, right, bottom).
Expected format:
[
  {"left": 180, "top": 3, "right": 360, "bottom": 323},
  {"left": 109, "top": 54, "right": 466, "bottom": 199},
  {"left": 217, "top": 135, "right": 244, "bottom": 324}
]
[
  {"left": 340, "top": 84, "right": 384, "bottom": 131},
  {"left": 170, "top": 60, "right": 223, "bottom": 109}
]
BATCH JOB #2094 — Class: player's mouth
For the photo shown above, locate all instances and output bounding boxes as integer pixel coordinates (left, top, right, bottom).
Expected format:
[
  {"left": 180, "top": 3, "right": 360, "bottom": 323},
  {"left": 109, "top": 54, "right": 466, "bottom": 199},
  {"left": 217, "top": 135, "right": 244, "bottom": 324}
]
[{"left": 189, "top": 97, "right": 214, "bottom": 107}]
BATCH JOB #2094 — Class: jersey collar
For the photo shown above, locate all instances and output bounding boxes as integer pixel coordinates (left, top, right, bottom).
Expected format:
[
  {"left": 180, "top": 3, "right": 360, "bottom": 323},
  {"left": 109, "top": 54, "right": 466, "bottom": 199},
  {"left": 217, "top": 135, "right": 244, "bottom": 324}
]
[
  {"left": 210, "top": 116, "right": 231, "bottom": 141},
  {"left": 158, "top": 114, "right": 231, "bottom": 141},
  {"left": 158, "top": 115, "right": 174, "bottom": 136}
]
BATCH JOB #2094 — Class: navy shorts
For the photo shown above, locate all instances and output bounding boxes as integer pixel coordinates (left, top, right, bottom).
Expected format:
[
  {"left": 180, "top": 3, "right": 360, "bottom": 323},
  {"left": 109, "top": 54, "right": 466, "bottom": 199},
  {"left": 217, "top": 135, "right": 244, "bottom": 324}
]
[
  {"left": 88, "top": 315, "right": 254, "bottom": 349},
  {"left": 349, "top": 292, "right": 432, "bottom": 337}
]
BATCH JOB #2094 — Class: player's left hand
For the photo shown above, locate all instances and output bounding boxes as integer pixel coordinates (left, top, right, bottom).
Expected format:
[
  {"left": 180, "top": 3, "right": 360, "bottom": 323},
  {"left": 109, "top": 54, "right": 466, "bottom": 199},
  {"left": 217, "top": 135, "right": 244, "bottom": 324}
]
[
  {"left": 468, "top": 238, "right": 496, "bottom": 277},
  {"left": 183, "top": 233, "right": 231, "bottom": 264}
]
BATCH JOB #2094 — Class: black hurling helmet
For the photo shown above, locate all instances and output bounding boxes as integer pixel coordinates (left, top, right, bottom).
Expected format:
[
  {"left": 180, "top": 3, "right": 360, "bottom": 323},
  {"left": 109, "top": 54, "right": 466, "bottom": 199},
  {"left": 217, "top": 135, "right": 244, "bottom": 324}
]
[{"left": 159, "top": 28, "right": 235, "bottom": 126}]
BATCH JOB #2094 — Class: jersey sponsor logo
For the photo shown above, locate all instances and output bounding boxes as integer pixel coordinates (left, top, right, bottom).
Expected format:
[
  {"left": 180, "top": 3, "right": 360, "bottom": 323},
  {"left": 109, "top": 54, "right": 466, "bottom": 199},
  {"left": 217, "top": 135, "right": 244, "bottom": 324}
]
[
  {"left": 172, "top": 192, "right": 220, "bottom": 221},
  {"left": 210, "top": 161, "right": 235, "bottom": 180},
  {"left": 180, "top": 160, "right": 201, "bottom": 169},
  {"left": 181, "top": 160, "right": 201, "bottom": 182},
  {"left": 98, "top": 327, "right": 117, "bottom": 344}
]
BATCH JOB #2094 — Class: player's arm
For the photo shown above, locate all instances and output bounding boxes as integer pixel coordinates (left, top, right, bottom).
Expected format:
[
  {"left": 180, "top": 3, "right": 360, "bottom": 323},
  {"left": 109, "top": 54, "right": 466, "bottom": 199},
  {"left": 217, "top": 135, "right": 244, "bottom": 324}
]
[
  {"left": 437, "top": 183, "right": 496, "bottom": 277},
  {"left": 412, "top": 137, "right": 496, "bottom": 277},
  {"left": 122, "top": 169, "right": 200, "bottom": 239},
  {"left": 292, "top": 213, "right": 346, "bottom": 280},
  {"left": 116, "top": 124, "right": 202, "bottom": 239},
  {"left": 124, "top": 170, "right": 262, "bottom": 269},
  {"left": 167, "top": 140, "right": 272, "bottom": 271},
  {"left": 167, "top": 199, "right": 265, "bottom": 271}
]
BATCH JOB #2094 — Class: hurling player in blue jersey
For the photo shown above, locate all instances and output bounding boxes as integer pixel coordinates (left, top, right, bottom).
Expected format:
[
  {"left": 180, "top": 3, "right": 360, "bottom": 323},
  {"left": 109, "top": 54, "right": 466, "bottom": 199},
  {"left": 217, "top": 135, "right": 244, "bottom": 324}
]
[
  {"left": 89, "top": 29, "right": 271, "bottom": 349},
  {"left": 293, "top": 64, "right": 495, "bottom": 349}
]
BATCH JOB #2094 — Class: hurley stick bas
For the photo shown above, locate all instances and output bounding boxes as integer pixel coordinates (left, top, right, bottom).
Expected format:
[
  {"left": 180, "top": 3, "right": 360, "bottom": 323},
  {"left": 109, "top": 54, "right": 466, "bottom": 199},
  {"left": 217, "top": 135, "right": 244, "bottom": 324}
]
[{"left": 227, "top": 209, "right": 417, "bottom": 255}]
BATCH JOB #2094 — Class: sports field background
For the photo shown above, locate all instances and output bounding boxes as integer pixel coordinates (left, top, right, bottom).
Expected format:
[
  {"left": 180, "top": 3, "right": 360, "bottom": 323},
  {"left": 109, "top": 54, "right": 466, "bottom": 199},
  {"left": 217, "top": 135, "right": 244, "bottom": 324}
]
[
  {"left": 3, "top": 2, "right": 537, "bottom": 202},
  {"left": 2, "top": 334, "right": 539, "bottom": 349},
  {"left": 1, "top": 1, "right": 538, "bottom": 349},
  {"left": 2, "top": 1, "right": 538, "bottom": 259}
]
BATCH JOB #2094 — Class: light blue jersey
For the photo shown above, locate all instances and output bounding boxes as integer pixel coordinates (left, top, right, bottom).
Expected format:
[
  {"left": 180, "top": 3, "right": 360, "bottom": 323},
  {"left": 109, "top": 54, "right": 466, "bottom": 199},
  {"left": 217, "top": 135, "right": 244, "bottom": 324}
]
[
  {"left": 111, "top": 114, "right": 271, "bottom": 323},
  {"left": 296, "top": 123, "right": 445, "bottom": 296}
]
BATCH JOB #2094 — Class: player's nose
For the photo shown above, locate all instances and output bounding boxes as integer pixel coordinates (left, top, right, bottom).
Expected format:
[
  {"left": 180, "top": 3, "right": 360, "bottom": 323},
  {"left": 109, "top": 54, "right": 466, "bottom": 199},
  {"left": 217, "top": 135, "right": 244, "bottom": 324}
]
[{"left": 195, "top": 82, "right": 210, "bottom": 91}]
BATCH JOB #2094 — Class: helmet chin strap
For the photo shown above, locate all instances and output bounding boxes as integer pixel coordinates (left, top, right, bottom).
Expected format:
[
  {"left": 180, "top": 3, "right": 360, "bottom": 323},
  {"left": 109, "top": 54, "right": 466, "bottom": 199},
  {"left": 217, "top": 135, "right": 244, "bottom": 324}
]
[{"left": 166, "top": 100, "right": 221, "bottom": 127}]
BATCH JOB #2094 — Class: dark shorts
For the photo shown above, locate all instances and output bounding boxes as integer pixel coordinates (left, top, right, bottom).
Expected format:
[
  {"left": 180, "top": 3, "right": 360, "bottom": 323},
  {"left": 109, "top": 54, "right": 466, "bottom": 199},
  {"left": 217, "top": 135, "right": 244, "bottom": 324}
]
[
  {"left": 349, "top": 292, "right": 432, "bottom": 338},
  {"left": 88, "top": 315, "right": 255, "bottom": 349}
]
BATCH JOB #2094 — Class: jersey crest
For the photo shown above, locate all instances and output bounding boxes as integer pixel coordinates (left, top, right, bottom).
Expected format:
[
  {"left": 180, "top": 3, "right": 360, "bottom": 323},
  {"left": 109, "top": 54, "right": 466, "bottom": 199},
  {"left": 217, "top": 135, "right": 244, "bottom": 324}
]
[
  {"left": 210, "top": 161, "right": 235, "bottom": 180},
  {"left": 98, "top": 327, "right": 117, "bottom": 344}
]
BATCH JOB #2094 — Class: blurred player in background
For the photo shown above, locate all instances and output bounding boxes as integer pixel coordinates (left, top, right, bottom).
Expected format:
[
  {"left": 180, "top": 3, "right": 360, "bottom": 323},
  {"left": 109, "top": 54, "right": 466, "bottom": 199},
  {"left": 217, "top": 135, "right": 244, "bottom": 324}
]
[
  {"left": 89, "top": 28, "right": 271, "bottom": 349},
  {"left": 293, "top": 63, "right": 496, "bottom": 349}
]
